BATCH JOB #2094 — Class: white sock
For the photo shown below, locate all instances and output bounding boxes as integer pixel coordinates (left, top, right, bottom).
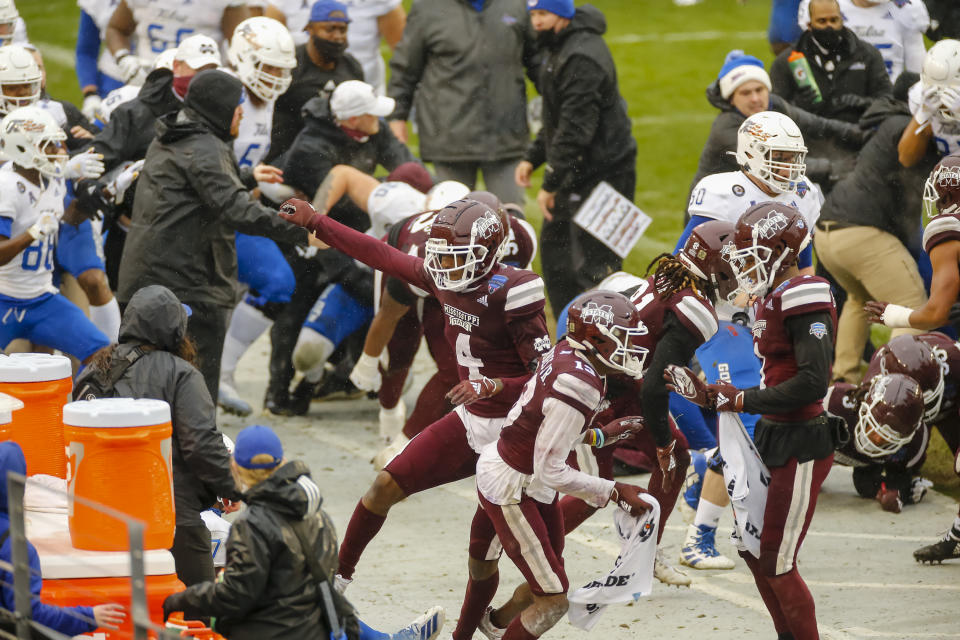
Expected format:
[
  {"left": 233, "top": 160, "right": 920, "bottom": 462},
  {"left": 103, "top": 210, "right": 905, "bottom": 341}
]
[
  {"left": 293, "top": 328, "right": 336, "bottom": 382},
  {"left": 88, "top": 297, "right": 121, "bottom": 342},
  {"left": 694, "top": 498, "right": 726, "bottom": 529},
  {"left": 221, "top": 301, "right": 273, "bottom": 379}
]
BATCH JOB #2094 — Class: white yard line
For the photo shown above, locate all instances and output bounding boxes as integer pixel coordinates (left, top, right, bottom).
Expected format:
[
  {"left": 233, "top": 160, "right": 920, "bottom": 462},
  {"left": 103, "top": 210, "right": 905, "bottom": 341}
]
[
  {"left": 610, "top": 30, "right": 767, "bottom": 44},
  {"left": 32, "top": 41, "right": 74, "bottom": 68}
]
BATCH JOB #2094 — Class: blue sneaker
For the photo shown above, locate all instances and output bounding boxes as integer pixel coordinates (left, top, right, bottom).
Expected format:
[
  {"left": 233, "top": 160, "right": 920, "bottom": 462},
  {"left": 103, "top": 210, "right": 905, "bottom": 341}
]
[
  {"left": 680, "top": 524, "right": 735, "bottom": 570},
  {"left": 393, "top": 606, "right": 445, "bottom": 640}
]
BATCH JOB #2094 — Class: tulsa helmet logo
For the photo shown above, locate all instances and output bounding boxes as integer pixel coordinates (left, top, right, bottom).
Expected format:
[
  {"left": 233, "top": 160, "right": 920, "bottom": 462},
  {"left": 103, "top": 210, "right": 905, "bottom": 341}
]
[
  {"left": 755, "top": 211, "right": 788, "bottom": 240},
  {"left": 581, "top": 302, "right": 614, "bottom": 326}
]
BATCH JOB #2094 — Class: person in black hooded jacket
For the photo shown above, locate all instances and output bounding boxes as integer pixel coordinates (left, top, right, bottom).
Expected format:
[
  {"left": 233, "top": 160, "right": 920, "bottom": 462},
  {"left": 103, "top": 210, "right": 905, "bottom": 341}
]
[
  {"left": 74, "top": 284, "right": 243, "bottom": 587},
  {"left": 516, "top": 0, "right": 637, "bottom": 316},
  {"left": 163, "top": 425, "right": 358, "bottom": 640},
  {"left": 117, "top": 69, "right": 311, "bottom": 403}
]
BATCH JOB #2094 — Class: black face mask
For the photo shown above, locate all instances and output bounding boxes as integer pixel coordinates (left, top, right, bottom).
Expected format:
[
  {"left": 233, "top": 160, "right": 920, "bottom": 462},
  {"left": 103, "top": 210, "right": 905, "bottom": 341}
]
[
  {"left": 313, "top": 36, "right": 348, "bottom": 61},
  {"left": 811, "top": 27, "right": 844, "bottom": 55}
]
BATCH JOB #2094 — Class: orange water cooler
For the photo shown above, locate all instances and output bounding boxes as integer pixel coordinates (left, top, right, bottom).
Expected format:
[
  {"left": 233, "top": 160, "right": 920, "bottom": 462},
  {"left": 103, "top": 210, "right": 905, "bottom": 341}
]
[
  {"left": 0, "top": 353, "right": 72, "bottom": 477},
  {"left": 63, "top": 398, "right": 175, "bottom": 552}
]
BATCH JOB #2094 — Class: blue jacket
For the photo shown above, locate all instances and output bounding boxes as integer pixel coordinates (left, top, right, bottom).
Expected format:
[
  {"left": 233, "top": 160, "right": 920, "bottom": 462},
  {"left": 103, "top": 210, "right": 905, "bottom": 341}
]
[{"left": 0, "top": 442, "right": 96, "bottom": 636}]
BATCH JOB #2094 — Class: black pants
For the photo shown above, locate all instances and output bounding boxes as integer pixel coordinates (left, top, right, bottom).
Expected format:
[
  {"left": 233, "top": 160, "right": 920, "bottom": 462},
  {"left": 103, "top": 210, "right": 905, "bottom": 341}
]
[
  {"left": 539, "top": 168, "right": 636, "bottom": 316},
  {"left": 171, "top": 524, "right": 214, "bottom": 587},
  {"left": 184, "top": 301, "right": 232, "bottom": 402}
]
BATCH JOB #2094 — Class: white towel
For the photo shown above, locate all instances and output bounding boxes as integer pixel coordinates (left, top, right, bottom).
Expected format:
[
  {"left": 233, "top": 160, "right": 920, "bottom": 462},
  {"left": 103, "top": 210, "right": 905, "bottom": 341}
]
[
  {"left": 567, "top": 496, "right": 660, "bottom": 631},
  {"left": 718, "top": 412, "right": 770, "bottom": 558}
]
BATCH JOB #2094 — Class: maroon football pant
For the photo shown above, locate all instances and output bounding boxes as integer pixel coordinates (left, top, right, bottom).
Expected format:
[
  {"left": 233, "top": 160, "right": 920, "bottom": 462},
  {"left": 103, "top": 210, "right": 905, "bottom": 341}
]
[
  {"left": 384, "top": 410, "right": 478, "bottom": 495},
  {"left": 741, "top": 454, "right": 833, "bottom": 640}
]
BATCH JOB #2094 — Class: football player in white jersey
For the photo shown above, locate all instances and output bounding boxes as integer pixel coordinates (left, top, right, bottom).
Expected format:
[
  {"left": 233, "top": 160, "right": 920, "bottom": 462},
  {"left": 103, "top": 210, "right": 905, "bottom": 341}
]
[
  {"left": 798, "top": 0, "right": 929, "bottom": 81},
  {"left": 0, "top": 107, "right": 110, "bottom": 363},
  {"left": 76, "top": 0, "right": 130, "bottom": 120},
  {"left": 263, "top": 0, "right": 312, "bottom": 44},
  {"left": 217, "top": 16, "right": 300, "bottom": 416},
  {"left": 339, "top": 0, "right": 405, "bottom": 95},
  {"left": 0, "top": 0, "right": 27, "bottom": 48},
  {"left": 104, "top": 0, "right": 250, "bottom": 80},
  {"left": 901, "top": 39, "right": 960, "bottom": 167}
]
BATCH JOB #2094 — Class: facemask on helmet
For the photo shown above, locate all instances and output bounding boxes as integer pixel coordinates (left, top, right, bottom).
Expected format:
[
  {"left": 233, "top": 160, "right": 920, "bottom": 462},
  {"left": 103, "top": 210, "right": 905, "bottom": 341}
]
[
  {"left": 736, "top": 111, "right": 808, "bottom": 194},
  {"left": 923, "top": 153, "right": 960, "bottom": 218},
  {"left": 228, "top": 17, "right": 297, "bottom": 102},
  {"left": 0, "top": 45, "right": 41, "bottom": 116},
  {"left": 921, "top": 40, "right": 960, "bottom": 122},
  {"left": 0, "top": 105, "right": 67, "bottom": 178},
  {"left": 423, "top": 200, "right": 505, "bottom": 292},
  {"left": 728, "top": 203, "right": 810, "bottom": 298},
  {"left": 566, "top": 291, "right": 649, "bottom": 379},
  {"left": 854, "top": 374, "right": 924, "bottom": 458}
]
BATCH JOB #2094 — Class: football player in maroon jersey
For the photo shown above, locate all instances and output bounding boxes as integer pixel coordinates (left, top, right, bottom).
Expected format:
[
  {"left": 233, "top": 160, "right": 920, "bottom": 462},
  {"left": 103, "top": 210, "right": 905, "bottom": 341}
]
[
  {"left": 667, "top": 202, "right": 836, "bottom": 640},
  {"left": 278, "top": 197, "right": 553, "bottom": 598},
  {"left": 457, "top": 290, "right": 654, "bottom": 640},
  {"left": 824, "top": 373, "right": 927, "bottom": 513}
]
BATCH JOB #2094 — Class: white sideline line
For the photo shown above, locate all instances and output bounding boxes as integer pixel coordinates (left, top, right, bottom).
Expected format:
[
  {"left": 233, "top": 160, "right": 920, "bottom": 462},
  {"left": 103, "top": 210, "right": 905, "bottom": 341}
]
[
  {"left": 841, "top": 628, "right": 960, "bottom": 639},
  {"left": 632, "top": 113, "right": 715, "bottom": 126},
  {"left": 610, "top": 30, "right": 767, "bottom": 44},
  {"left": 32, "top": 41, "right": 74, "bottom": 68},
  {"left": 303, "top": 425, "right": 861, "bottom": 640}
]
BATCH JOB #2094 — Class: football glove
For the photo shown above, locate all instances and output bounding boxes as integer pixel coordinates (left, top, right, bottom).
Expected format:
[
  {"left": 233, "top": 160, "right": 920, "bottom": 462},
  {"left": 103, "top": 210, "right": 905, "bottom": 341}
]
[
  {"left": 445, "top": 377, "right": 501, "bottom": 406},
  {"left": 27, "top": 213, "right": 58, "bottom": 240},
  {"left": 709, "top": 382, "right": 744, "bottom": 412},
  {"left": 279, "top": 198, "right": 323, "bottom": 232},
  {"left": 349, "top": 353, "right": 382, "bottom": 393},
  {"left": 64, "top": 149, "right": 105, "bottom": 180},
  {"left": 915, "top": 84, "right": 941, "bottom": 125},
  {"left": 610, "top": 482, "right": 652, "bottom": 517},
  {"left": 115, "top": 50, "right": 146, "bottom": 84},
  {"left": 81, "top": 94, "right": 102, "bottom": 122},
  {"left": 663, "top": 364, "right": 713, "bottom": 407},
  {"left": 107, "top": 159, "right": 144, "bottom": 205},
  {"left": 656, "top": 439, "right": 682, "bottom": 493},
  {"left": 73, "top": 180, "right": 114, "bottom": 222},
  {"left": 594, "top": 416, "right": 645, "bottom": 448}
]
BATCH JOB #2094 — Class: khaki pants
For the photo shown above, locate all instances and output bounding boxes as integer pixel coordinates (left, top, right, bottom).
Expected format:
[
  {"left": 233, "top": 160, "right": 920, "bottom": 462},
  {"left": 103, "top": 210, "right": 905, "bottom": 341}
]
[{"left": 814, "top": 226, "right": 927, "bottom": 384}]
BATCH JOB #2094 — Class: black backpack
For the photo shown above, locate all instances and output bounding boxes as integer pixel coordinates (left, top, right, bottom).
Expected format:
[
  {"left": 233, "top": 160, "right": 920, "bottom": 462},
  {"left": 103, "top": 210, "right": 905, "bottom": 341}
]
[{"left": 73, "top": 346, "right": 148, "bottom": 401}]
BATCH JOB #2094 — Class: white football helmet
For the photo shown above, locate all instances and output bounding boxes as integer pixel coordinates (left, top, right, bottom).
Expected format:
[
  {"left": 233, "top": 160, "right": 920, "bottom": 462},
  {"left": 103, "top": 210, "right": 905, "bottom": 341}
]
[
  {"left": 0, "top": 106, "right": 67, "bottom": 177},
  {"left": 228, "top": 17, "right": 296, "bottom": 102},
  {"left": 0, "top": 44, "right": 39, "bottom": 115},
  {"left": 735, "top": 111, "right": 807, "bottom": 194},
  {"left": 921, "top": 39, "right": 960, "bottom": 122},
  {"left": 425, "top": 180, "right": 470, "bottom": 210},
  {"left": 0, "top": 0, "right": 17, "bottom": 47}
]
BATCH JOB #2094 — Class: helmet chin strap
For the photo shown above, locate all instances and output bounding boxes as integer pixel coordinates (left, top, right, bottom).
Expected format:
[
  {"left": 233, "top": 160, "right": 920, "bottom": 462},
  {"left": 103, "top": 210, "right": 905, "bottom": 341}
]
[{"left": 765, "top": 247, "right": 793, "bottom": 291}]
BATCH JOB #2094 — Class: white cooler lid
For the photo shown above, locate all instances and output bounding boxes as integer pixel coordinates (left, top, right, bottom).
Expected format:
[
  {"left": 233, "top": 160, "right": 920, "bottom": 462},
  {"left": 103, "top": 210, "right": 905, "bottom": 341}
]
[
  {"left": 64, "top": 398, "right": 171, "bottom": 428},
  {"left": 0, "top": 353, "right": 72, "bottom": 383},
  {"left": 26, "top": 510, "right": 176, "bottom": 578}
]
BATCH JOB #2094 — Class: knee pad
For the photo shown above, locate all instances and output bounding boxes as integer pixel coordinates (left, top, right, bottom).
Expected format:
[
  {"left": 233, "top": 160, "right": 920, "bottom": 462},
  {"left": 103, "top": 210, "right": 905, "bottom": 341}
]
[{"left": 293, "top": 327, "right": 335, "bottom": 374}]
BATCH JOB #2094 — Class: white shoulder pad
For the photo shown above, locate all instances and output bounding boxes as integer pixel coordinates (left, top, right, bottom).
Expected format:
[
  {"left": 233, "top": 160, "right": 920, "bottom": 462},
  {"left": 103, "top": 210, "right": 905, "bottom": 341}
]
[
  {"left": 553, "top": 372, "right": 601, "bottom": 410},
  {"left": 688, "top": 172, "right": 749, "bottom": 223},
  {"left": 893, "top": 0, "right": 931, "bottom": 32}
]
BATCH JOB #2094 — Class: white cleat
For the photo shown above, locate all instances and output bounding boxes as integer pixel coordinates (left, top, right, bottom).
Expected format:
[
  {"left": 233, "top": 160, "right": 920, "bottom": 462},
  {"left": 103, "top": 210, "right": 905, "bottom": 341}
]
[
  {"left": 679, "top": 524, "right": 735, "bottom": 570},
  {"left": 218, "top": 377, "right": 252, "bottom": 416},
  {"left": 334, "top": 573, "right": 352, "bottom": 595},
  {"left": 478, "top": 606, "right": 505, "bottom": 640},
  {"left": 372, "top": 433, "right": 409, "bottom": 471},
  {"left": 655, "top": 548, "right": 692, "bottom": 587},
  {"left": 394, "top": 606, "right": 445, "bottom": 640}
]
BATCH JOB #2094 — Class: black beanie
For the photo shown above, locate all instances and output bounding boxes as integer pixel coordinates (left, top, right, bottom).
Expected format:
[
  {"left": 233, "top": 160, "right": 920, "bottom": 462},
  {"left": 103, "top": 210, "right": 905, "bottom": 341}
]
[{"left": 183, "top": 69, "right": 243, "bottom": 140}]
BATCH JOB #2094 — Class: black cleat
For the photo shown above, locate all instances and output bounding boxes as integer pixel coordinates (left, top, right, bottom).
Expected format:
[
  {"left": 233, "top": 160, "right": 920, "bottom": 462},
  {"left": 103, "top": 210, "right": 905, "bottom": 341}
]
[
  {"left": 288, "top": 378, "right": 318, "bottom": 416},
  {"left": 264, "top": 384, "right": 294, "bottom": 416},
  {"left": 914, "top": 534, "right": 960, "bottom": 564}
]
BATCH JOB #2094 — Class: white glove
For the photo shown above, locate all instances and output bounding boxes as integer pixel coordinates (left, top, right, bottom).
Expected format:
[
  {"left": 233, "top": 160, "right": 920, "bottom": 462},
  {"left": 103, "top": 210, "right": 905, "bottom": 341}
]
[
  {"left": 27, "top": 213, "right": 58, "bottom": 240},
  {"left": 81, "top": 94, "right": 102, "bottom": 122},
  {"left": 115, "top": 50, "right": 146, "bottom": 84},
  {"left": 64, "top": 150, "right": 105, "bottom": 180},
  {"left": 915, "top": 84, "right": 942, "bottom": 125},
  {"left": 106, "top": 159, "right": 144, "bottom": 204},
  {"left": 909, "top": 477, "right": 933, "bottom": 504},
  {"left": 941, "top": 88, "right": 960, "bottom": 121},
  {"left": 258, "top": 181, "right": 295, "bottom": 204},
  {"left": 349, "top": 353, "right": 382, "bottom": 392}
]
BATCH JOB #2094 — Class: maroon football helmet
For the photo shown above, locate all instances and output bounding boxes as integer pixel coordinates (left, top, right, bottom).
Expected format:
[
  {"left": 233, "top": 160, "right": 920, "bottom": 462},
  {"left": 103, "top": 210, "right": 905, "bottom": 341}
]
[
  {"left": 854, "top": 373, "right": 924, "bottom": 458},
  {"left": 423, "top": 199, "right": 506, "bottom": 291},
  {"left": 565, "top": 290, "right": 648, "bottom": 379},
  {"left": 728, "top": 202, "right": 811, "bottom": 298},
  {"left": 923, "top": 152, "right": 960, "bottom": 218},
  {"left": 872, "top": 335, "right": 945, "bottom": 422},
  {"left": 677, "top": 219, "right": 738, "bottom": 304}
]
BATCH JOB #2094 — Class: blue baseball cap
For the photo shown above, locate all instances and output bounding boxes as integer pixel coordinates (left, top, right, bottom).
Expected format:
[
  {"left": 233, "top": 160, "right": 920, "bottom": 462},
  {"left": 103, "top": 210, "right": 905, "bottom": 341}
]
[
  {"left": 310, "top": 0, "right": 351, "bottom": 23},
  {"left": 526, "top": 0, "right": 575, "bottom": 19},
  {"left": 234, "top": 425, "right": 284, "bottom": 469}
]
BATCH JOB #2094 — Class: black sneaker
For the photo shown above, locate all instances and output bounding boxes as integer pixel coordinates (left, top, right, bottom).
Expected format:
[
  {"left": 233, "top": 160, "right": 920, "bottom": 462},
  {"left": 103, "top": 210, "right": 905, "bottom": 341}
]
[
  {"left": 313, "top": 372, "right": 367, "bottom": 402},
  {"left": 264, "top": 384, "right": 294, "bottom": 416},
  {"left": 914, "top": 531, "right": 960, "bottom": 564}
]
